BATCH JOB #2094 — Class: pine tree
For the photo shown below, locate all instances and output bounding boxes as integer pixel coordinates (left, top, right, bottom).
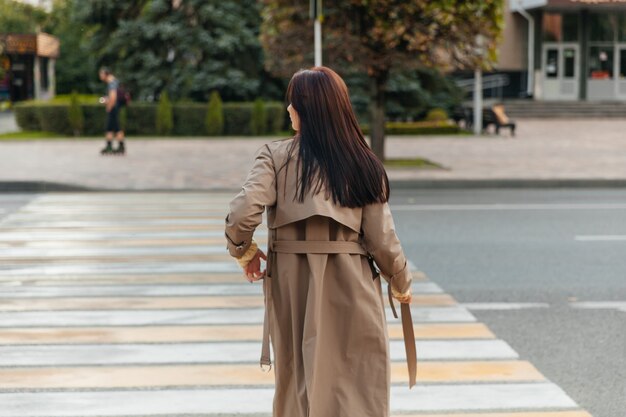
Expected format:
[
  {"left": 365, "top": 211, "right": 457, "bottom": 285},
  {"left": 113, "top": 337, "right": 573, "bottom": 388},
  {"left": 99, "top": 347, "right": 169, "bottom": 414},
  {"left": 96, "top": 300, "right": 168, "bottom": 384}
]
[
  {"left": 67, "top": 91, "right": 84, "bottom": 137},
  {"left": 250, "top": 98, "right": 267, "bottom": 135},
  {"left": 206, "top": 91, "right": 224, "bottom": 136},
  {"left": 156, "top": 91, "right": 173, "bottom": 135}
]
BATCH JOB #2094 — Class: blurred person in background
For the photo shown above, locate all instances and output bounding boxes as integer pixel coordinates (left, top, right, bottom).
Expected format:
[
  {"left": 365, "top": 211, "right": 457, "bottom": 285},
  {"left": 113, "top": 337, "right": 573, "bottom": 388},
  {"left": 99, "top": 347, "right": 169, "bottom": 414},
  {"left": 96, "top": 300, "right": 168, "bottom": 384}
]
[{"left": 98, "top": 67, "right": 126, "bottom": 155}]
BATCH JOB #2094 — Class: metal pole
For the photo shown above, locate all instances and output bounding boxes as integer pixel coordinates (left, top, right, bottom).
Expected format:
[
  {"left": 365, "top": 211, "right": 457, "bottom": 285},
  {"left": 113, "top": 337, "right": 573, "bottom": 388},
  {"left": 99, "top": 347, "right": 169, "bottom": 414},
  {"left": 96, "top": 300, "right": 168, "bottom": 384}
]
[
  {"left": 473, "top": 68, "right": 482, "bottom": 135},
  {"left": 314, "top": 18, "right": 322, "bottom": 66},
  {"left": 517, "top": 6, "right": 535, "bottom": 97}
]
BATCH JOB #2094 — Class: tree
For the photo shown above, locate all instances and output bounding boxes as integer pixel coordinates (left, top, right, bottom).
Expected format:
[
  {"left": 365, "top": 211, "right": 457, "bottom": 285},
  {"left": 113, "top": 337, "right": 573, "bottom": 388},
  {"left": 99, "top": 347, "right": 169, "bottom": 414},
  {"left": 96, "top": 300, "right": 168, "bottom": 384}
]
[
  {"left": 43, "top": 0, "right": 99, "bottom": 94},
  {"left": 260, "top": 0, "right": 503, "bottom": 160},
  {"left": 74, "top": 0, "right": 271, "bottom": 101},
  {"left": 156, "top": 91, "right": 173, "bottom": 135},
  {"left": 0, "top": 0, "right": 47, "bottom": 33},
  {"left": 250, "top": 98, "right": 267, "bottom": 135},
  {"left": 67, "top": 90, "right": 84, "bottom": 136},
  {"left": 205, "top": 90, "right": 224, "bottom": 136}
]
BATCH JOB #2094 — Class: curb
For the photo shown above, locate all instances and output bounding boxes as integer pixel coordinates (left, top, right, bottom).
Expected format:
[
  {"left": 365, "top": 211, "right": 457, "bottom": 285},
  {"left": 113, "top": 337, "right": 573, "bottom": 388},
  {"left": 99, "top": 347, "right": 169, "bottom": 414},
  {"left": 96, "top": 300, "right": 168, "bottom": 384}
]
[{"left": 3, "top": 179, "right": 626, "bottom": 193}]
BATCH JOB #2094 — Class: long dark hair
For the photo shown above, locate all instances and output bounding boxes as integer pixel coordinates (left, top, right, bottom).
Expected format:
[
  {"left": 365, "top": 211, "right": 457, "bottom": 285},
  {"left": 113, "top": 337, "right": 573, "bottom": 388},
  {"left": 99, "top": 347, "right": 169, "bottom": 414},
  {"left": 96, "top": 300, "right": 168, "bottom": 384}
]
[{"left": 286, "top": 66, "right": 389, "bottom": 208}]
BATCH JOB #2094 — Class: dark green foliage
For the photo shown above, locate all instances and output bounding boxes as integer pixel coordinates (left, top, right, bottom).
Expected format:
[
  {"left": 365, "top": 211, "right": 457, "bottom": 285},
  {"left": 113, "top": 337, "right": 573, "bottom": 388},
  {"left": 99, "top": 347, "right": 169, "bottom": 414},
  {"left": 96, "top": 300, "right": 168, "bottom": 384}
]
[
  {"left": 81, "top": 105, "right": 108, "bottom": 135},
  {"left": 126, "top": 103, "right": 158, "bottom": 135},
  {"left": 0, "top": 0, "right": 47, "bottom": 33},
  {"left": 223, "top": 103, "right": 252, "bottom": 135},
  {"left": 14, "top": 104, "right": 40, "bottom": 131},
  {"left": 36, "top": 105, "right": 72, "bottom": 136},
  {"left": 155, "top": 92, "right": 173, "bottom": 135},
  {"left": 15, "top": 100, "right": 286, "bottom": 136},
  {"left": 206, "top": 91, "right": 224, "bottom": 136},
  {"left": 250, "top": 98, "right": 267, "bottom": 135},
  {"left": 43, "top": 0, "right": 99, "bottom": 94},
  {"left": 68, "top": 91, "right": 85, "bottom": 136},
  {"left": 74, "top": 0, "right": 277, "bottom": 102},
  {"left": 173, "top": 104, "right": 207, "bottom": 136},
  {"left": 266, "top": 103, "right": 287, "bottom": 133}
]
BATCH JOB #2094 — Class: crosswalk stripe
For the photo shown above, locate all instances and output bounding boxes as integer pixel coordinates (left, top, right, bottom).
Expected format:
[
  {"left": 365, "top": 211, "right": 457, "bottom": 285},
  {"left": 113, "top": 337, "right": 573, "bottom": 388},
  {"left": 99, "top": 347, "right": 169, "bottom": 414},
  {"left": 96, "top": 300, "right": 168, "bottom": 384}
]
[
  {"left": 0, "top": 323, "right": 495, "bottom": 344},
  {"left": 0, "top": 361, "right": 545, "bottom": 388},
  {"left": 395, "top": 412, "right": 593, "bottom": 417},
  {"left": 0, "top": 230, "right": 266, "bottom": 241},
  {"left": 0, "top": 306, "right": 476, "bottom": 327},
  {"left": 0, "top": 294, "right": 457, "bottom": 311},
  {"left": 0, "top": 193, "right": 589, "bottom": 416},
  {"left": 0, "top": 384, "right": 578, "bottom": 416},
  {"left": 0, "top": 261, "right": 241, "bottom": 275},
  {"left": 0, "top": 281, "right": 443, "bottom": 297},
  {"left": 0, "top": 340, "right": 518, "bottom": 366}
]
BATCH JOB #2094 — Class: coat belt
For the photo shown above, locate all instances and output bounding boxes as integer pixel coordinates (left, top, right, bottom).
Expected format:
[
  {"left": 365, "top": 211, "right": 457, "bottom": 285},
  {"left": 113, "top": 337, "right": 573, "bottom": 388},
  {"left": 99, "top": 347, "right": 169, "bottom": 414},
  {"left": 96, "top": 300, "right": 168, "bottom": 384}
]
[{"left": 259, "top": 239, "right": 417, "bottom": 388}]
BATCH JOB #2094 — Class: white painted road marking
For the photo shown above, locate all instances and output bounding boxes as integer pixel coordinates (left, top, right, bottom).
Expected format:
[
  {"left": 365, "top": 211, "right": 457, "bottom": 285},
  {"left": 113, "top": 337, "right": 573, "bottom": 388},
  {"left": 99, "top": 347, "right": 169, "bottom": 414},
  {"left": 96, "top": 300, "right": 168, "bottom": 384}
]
[
  {"left": 393, "top": 203, "right": 626, "bottom": 211},
  {"left": 0, "top": 384, "right": 578, "bottom": 416},
  {"left": 575, "top": 235, "right": 626, "bottom": 241},
  {"left": 0, "top": 282, "right": 444, "bottom": 297},
  {"left": 462, "top": 302, "right": 551, "bottom": 310},
  {"left": 0, "top": 340, "right": 518, "bottom": 366},
  {"left": 570, "top": 301, "right": 626, "bottom": 312},
  {"left": 0, "top": 306, "right": 475, "bottom": 326}
]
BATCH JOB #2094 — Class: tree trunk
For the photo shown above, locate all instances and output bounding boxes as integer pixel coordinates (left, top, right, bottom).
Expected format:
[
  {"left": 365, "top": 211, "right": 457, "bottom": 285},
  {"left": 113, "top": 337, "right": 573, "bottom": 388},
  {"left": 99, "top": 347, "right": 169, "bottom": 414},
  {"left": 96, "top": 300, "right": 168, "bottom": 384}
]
[{"left": 369, "top": 71, "right": 389, "bottom": 161}]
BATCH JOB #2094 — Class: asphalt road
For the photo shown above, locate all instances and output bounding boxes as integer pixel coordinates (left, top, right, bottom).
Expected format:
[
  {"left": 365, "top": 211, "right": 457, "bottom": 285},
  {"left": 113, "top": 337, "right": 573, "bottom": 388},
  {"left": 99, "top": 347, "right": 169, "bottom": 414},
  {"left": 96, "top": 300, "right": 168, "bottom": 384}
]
[
  {"left": 391, "top": 188, "right": 626, "bottom": 417},
  {"left": 0, "top": 189, "right": 623, "bottom": 417}
]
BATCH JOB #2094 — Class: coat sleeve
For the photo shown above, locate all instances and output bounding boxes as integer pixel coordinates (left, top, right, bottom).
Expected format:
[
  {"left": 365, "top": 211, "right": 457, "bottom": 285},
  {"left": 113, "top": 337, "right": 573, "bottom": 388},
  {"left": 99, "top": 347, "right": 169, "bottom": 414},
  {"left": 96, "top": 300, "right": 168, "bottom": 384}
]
[
  {"left": 361, "top": 201, "right": 412, "bottom": 294},
  {"left": 225, "top": 144, "right": 277, "bottom": 258}
]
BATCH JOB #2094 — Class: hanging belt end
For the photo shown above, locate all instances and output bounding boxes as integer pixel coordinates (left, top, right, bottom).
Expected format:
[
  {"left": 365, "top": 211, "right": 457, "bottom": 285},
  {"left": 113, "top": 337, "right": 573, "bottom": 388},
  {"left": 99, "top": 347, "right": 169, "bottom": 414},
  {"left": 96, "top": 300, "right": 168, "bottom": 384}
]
[{"left": 260, "top": 356, "right": 272, "bottom": 372}]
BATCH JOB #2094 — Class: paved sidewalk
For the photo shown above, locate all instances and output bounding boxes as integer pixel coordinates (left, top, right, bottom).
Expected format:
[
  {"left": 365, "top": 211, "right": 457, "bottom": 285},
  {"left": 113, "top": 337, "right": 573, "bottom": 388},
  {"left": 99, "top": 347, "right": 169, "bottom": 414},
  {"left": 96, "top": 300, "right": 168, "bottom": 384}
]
[
  {"left": 0, "top": 119, "right": 625, "bottom": 190},
  {"left": 0, "top": 111, "right": 18, "bottom": 134}
]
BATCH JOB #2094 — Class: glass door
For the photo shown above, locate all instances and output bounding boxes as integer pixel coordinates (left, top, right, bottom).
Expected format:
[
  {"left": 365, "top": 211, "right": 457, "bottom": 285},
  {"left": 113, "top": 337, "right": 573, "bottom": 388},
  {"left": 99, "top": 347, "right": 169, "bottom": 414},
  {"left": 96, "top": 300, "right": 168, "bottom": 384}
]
[
  {"left": 616, "top": 46, "right": 626, "bottom": 99},
  {"left": 542, "top": 43, "right": 579, "bottom": 100}
]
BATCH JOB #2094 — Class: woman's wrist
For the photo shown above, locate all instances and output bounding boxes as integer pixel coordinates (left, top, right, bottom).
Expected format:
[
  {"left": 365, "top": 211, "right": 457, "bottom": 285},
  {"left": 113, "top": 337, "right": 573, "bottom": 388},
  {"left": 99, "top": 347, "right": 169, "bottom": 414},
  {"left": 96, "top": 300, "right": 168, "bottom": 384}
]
[{"left": 236, "top": 239, "right": 259, "bottom": 268}]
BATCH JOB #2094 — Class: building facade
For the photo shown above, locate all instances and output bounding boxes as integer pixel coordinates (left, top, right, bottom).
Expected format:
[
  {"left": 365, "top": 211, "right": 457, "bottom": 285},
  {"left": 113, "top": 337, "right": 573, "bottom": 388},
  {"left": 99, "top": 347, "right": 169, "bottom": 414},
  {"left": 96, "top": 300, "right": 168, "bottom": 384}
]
[
  {"left": 499, "top": 0, "right": 626, "bottom": 101},
  {"left": 0, "top": 33, "right": 59, "bottom": 102}
]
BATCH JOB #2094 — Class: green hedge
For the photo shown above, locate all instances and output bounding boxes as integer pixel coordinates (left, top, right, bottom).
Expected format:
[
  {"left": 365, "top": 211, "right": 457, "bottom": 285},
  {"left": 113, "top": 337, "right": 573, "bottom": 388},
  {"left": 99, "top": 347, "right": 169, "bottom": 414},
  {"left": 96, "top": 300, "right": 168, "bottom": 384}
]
[
  {"left": 14, "top": 101, "right": 287, "bottom": 136},
  {"left": 361, "top": 120, "right": 461, "bottom": 135}
]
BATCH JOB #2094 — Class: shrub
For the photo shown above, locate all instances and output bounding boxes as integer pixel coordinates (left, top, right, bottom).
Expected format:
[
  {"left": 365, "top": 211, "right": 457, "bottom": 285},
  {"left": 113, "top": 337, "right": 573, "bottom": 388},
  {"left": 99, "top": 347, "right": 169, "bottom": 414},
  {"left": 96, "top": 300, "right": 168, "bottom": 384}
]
[
  {"left": 361, "top": 120, "right": 460, "bottom": 135},
  {"left": 266, "top": 102, "right": 287, "bottom": 133},
  {"left": 37, "top": 104, "right": 72, "bottom": 136},
  {"left": 155, "top": 92, "right": 174, "bottom": 135},
  {"left": 425, "top": 108, "right": 449, "bottom": 122},
  {"left": 250, "top": 98, "right": 267, "bottom": 135},
  {"left": 14, "top": 103, "right": 40, "bottom": 131},
  {"left": 81, "top": 104, "right": 107, "bottom": 135},
  {"left": 126, "top": 103, "right": 157, "bottom": 135},
  {"left": 173, "top": 103, "right": 207, "bottom": 136},
  {"left": 206, "top": 91, "right": 224, "bottom": 136},
  {"left": 67, "top": 91, "right": 84, "bottom": 136},
  {"left": 14, "top": 99, "right": 286, "bottom": 136}
]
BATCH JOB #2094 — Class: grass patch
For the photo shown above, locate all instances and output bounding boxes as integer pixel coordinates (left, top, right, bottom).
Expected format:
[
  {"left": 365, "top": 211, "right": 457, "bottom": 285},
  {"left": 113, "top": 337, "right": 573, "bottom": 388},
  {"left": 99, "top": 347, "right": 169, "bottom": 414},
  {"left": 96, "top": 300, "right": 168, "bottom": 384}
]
[
  {"left": 0, "top": 131, "right": 65, "bottom": 140},
  {"left": 384, "top": 157, "right": 445, "bottom": 169}
]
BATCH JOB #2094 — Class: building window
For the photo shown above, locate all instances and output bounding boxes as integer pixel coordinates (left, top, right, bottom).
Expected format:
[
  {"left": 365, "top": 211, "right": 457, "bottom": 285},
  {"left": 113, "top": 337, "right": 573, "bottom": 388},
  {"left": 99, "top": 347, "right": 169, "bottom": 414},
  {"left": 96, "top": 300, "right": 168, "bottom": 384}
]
[
  {"left": 542, "top": 13, "right": 578, "bottom": 42},
  {"left": 40, "top": 57, "right": 49, "bottom": 90},
  {"left": 546, "top": 49, "right": 559, "bottom": 78},
  {"left": 589, "top": 46, "right": 614, "bottom": 79},
  {"left": 589, "top": 13, "right": 616, "bottom": 42}
]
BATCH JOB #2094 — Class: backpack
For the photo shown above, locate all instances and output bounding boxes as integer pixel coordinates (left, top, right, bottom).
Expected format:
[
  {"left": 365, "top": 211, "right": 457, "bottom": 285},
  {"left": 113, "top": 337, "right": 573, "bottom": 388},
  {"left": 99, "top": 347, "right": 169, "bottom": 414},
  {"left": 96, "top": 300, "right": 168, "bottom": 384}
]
[{"left": 116, "top": 84, "right": 131, "bottom": 106}]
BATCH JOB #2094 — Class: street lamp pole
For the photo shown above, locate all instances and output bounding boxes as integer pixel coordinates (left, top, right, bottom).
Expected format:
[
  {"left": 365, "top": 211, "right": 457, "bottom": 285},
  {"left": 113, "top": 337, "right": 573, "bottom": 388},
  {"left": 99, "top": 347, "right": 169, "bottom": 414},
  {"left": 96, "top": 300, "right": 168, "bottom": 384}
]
[
  {"left": 310, "top": 0, "right": 322, "bottom": 66},
  {"left": 473, "top": 34, "right": 484, "bottom": 136}
]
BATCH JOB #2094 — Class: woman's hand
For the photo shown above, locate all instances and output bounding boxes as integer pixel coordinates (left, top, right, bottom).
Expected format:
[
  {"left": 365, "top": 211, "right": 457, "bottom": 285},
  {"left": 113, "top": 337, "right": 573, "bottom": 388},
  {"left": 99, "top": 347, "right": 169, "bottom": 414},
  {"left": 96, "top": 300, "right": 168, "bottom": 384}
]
[
  {"left": 392, "top": 287, "right": 412, "bottom": 304},
  {"left": 244, "top": 249, "right": 267, "bottom": 283}
]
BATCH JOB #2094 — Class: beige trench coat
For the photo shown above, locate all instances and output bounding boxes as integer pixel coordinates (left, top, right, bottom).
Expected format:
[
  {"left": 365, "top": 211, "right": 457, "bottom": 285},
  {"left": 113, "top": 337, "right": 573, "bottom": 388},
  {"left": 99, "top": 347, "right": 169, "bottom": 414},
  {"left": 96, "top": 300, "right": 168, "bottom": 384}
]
[{"left": 225, "top": 138, "right": 414, "bottom": 417}]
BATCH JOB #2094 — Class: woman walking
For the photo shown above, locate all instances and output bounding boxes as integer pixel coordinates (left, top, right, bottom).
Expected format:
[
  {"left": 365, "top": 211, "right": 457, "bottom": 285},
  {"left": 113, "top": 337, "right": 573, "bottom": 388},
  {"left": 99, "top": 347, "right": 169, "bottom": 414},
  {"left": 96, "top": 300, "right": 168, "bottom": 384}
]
[{"left": 225, "top": 66, "right": 415, "bottom": 417}]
